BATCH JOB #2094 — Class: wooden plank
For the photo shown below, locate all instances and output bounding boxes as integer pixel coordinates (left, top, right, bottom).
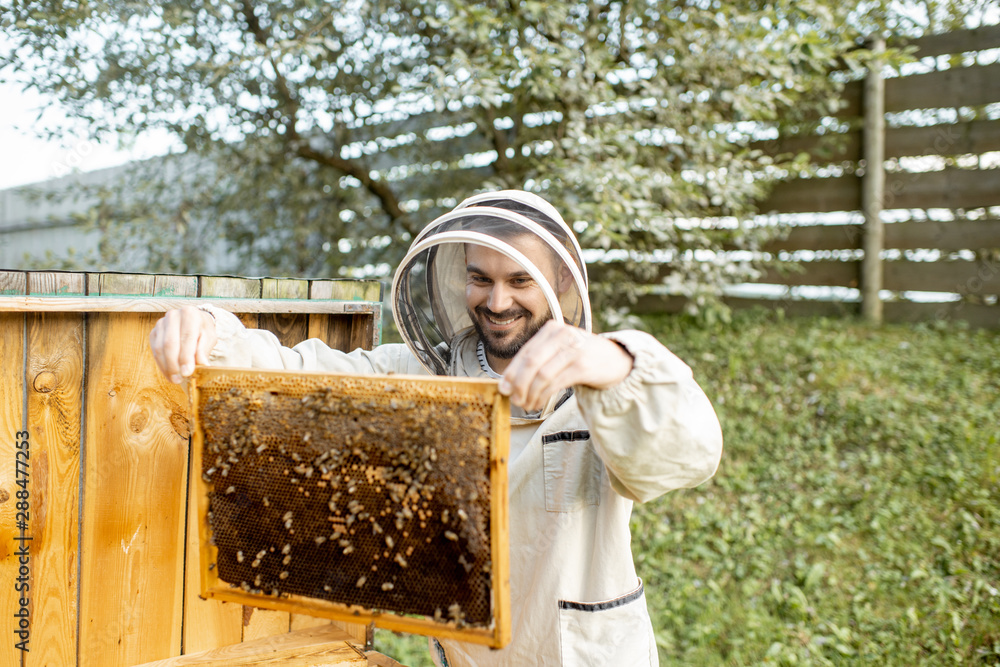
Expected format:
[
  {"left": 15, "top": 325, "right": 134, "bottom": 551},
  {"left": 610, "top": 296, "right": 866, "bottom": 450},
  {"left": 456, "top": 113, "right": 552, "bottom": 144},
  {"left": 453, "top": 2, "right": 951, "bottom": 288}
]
[
  {"left": 182, "top": 278, "right": 257, "bottom": 653},
  {"left": 806, "top": 63, "right": 1000, "bottom": 121},
  {"left": 886, "top": 219, "right": 1000, "bottom": 251},
  {"left": 200, "top": 277, "right": 261, "bottom": 299},
  {"left": 350, "top": 314, "right": 378, "bottom": 352},
  {"left": 153, "top": 275, "right": 199, "bottom": 298},
  {"left": 630, "top": 293, "right": 861, "bottom": 319},
  {"left": 885, "top": 63, "right": 1000, "bottom": 112},
  {"left": 132, "top": 624, "right": 367, "bottom": 667},
  {"left": 242, "top": 605, "right": 291, "bottom": 643},
  {"left": 93, "top": 273, "right": 158, "bottom": 296},
  {"left": 883, "top": 168, "right": 1000, "bottom": 210},
  {"left": 750, "top": 119, "right": 1000, "bottom": 163},
  {"left": 900, "top": 24, "right": 1000, "bottom": 59},
  {"left": 79, "top": 293, "right": 190, "bottom": 665},
  {"left": 884, "top": 300, "right": 1000, "bottom": 329},
  {"left": 0, "top": 296, "right": 380, "bottom": 315},
  {"left": 885, "top": 119, "right": 1000, "bottom": 159},
  {"left": 0, "top": 312, "right": 24, "bottom": 667},
  {"left": 23, "top": 280, "right": 86, "bottom": 667},
  {"left": 759, "top": 176, "right": 861, "bottom": 214},
  {"left": 760, "top": 168, "right": 1000, "bottom": 214},
  {"left": 756, "top": 219, "right": 1000, "bottom": 253},
  {"left": 309, "top": 280, "right": 383, "bottom": 303},
  {"left": 259, "top": 279, "right": 309, "bottom": 352},
  {"left": 0, "top": 270, "right": 27, "bottom": 295},
  {"left": 884, "top": 259, "right": 1000, "bottom": 294},
  {"left": 288, "top": 617, "right": 370, "bottom": 647},
  {"left": 27, "top": 272, "right": 85, "bottom": 296},
  {"left": 758, "top": 261, "right": 860, "bottom": 288},
  {"left": 755, "top": 224, "right": 862, "bottom": 252},
  {"left": 750, "top": 132, "right": 860, "bottom": 163}
]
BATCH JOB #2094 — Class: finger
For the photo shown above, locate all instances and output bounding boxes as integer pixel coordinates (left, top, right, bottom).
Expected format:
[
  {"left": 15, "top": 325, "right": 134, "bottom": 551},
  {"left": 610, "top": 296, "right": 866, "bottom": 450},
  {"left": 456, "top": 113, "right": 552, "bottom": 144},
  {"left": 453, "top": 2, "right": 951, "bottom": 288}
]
[
  {"left": 153, "top": 311, "right": 184, "bottom": 383},
  {"left": 520, "top": 336, "right": 583, "bottom": 411},
  {"left": 503, "top": 322, "right": 575, "bottom": 409},
  {"left": 194, "top": 311, "right": 218, "bottom": 366},
  {"left": 176, "top": 306, "right": 206, "bottom": 377}
]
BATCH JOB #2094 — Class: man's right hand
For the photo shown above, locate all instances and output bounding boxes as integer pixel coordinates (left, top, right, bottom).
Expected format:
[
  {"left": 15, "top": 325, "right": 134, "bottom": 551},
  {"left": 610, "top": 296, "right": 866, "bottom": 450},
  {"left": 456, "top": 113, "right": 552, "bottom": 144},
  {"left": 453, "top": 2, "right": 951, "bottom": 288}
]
[{"left": 149, "top": 306, "right": 218, "bottom": 384}]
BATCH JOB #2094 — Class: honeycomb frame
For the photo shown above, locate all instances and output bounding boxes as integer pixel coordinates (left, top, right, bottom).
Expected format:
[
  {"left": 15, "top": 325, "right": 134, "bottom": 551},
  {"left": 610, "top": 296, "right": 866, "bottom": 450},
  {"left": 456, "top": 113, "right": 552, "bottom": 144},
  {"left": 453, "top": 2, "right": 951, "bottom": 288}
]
[{"left": 190, "top": 366, "right": 511, "bottom": 648}]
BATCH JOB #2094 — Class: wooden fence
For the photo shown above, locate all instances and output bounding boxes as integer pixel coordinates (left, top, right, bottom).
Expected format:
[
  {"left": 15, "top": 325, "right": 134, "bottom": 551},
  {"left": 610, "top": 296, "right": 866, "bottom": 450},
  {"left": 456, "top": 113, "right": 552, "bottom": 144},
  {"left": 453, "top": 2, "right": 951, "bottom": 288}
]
[
  {"left": 721, "top": 24, "right": 1000, "bottom": 326},
  {"left": 0, "top": 271, "right": 381, "bottom": 666},
  {"left": 302, "top": 23, "right": 1000, "bottom": 327}
]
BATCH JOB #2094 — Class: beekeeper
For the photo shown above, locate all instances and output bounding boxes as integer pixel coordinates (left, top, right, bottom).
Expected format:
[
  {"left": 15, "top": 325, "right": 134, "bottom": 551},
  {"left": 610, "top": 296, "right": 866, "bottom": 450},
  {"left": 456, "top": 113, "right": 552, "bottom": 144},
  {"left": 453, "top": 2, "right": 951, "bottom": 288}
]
[{"left": 149, "top": 190, "right": 723, "bottom": 666}]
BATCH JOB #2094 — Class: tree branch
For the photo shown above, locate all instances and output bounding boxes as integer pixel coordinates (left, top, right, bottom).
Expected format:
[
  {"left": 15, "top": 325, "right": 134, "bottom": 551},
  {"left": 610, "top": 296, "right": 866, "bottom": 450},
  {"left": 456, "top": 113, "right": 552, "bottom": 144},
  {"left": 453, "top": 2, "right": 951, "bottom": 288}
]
[
  {"left": 240, "top": 1, "right": 409, "bottom": 234},
  {"left": 296, "top": 144, "right": 415, "bottom": 236}
]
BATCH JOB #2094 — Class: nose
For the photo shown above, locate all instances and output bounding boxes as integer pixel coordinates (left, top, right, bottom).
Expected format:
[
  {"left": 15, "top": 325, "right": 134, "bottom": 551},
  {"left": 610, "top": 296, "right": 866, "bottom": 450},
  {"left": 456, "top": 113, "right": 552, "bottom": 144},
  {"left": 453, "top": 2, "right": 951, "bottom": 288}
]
[{"left": 486, "top": 283, "right": 513, "bottom": 313}]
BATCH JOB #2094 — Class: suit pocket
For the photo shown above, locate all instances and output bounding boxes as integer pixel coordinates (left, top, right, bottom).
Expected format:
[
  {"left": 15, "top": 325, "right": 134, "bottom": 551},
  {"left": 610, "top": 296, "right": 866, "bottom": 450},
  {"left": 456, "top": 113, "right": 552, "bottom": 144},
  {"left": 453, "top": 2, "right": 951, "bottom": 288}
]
[
  {"left": 557, "top": 580, "right": 656, "bottom": 666},
  {"left": 541, "top": 430, "right": 602, "bottom": 512}
]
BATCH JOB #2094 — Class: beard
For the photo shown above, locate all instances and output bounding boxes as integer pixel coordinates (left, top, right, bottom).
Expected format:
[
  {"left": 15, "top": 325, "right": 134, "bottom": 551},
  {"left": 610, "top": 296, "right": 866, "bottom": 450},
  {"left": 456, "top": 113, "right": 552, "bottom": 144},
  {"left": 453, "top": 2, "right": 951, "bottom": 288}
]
[{"left": 469, "top": 305, "right": 551, "bottom": 360}]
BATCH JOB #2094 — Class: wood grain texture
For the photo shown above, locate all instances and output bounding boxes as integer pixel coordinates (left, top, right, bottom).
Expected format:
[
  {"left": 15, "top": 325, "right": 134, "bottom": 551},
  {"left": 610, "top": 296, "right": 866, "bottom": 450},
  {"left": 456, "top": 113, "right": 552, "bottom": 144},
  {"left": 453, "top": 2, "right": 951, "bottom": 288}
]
[
  {"left": 260, "top": 279, "right": 308, "bottom": 350},
  {"left": 132, "top": 624, "right": 367, "bottom": 667},
  {"left": 0, "top": 296, "right": 381, "bottom": 314},
  {"left": 24, "top": 310, "right": 85, "bottom": 667},
  {"left": 902, "top": 23, "right": 1000, "bottom": 59},
  {"left": 92, "top": 273, "right": 157, "bottom": 296},
  {"left": 289, "top": 604, "right": 370, "bottom": 646},
  {"left": 309, "top": 280, "right": 382, "bottom": 303},
  {"left": 0, "top": 313, "right": 24, "bottom": 667},
  {"left": 242, "top": 604, "right": 292, "bottom": 642},
  {"left": 27, "top": 272, "right": 85, "bottom": 296},
  {"left": 154, "top": 276, "right": 199, "bottom": 298},
  {"left": 199, "top": 277, "right": 261, "bottom": 299},
  {"left": 200, "top": 278, "right": 263, "bottom": 329},
  {"left": 0, "top": 271, "right": 27, "bottom": 295},
  {"left": 79, "top": 312, "right": 190, "bottom": 666}
]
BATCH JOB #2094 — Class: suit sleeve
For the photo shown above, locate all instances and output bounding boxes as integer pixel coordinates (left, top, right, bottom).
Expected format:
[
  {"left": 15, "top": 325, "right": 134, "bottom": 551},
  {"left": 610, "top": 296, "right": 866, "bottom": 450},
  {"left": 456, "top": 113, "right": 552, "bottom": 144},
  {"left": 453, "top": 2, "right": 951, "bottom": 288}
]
[
  {"left": 573, "top": 329, "right": 723, "bottom": 503},
  {"left": 199, "top": 304, "right": 427, "bottom": 376}
]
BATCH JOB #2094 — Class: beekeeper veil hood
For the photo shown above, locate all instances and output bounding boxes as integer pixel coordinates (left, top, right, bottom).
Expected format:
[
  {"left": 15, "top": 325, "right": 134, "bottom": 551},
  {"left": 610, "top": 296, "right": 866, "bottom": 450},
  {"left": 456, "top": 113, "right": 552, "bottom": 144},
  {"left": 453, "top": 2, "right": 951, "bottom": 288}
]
[{"left": 392, "top": 191, "right": 591, "bottom": 376}]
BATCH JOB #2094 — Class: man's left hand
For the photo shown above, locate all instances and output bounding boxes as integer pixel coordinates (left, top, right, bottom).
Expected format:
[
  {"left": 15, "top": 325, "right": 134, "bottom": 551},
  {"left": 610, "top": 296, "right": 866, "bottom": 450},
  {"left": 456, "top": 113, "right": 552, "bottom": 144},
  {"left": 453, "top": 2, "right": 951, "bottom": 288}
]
[{"left": 498, "top": 321, "right": 633, "bottom": 412}]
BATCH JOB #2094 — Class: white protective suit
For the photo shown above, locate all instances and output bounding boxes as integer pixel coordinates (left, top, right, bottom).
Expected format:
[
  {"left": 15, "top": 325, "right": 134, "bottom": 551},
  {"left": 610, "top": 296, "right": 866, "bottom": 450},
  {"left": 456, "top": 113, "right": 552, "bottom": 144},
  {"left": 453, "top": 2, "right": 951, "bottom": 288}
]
[{"left": 199, "top": 191, "right": 723, "bottom": 666}]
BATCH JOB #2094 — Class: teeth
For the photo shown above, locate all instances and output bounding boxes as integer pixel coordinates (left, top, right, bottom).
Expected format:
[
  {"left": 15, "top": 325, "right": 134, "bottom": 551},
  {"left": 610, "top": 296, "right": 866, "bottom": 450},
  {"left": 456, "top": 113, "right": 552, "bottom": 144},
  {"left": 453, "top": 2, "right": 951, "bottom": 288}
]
[{"left": 487, "top": 316, "right": 516, "bottom": 325}]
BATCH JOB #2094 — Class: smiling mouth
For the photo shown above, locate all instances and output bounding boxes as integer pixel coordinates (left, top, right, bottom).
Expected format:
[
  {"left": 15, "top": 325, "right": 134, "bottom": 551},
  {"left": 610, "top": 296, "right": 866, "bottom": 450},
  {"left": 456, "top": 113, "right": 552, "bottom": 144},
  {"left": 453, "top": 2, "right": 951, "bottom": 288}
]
[{"left": 476, "top": 307, "right": 527, "bottom": 331}]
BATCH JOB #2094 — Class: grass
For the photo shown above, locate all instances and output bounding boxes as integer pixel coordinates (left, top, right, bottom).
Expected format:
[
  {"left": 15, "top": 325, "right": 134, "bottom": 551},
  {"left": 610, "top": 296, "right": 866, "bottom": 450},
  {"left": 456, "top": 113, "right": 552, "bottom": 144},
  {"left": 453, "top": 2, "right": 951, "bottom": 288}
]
[{"left": 374, "top": 311, "right": 1000, "bottom": 666}]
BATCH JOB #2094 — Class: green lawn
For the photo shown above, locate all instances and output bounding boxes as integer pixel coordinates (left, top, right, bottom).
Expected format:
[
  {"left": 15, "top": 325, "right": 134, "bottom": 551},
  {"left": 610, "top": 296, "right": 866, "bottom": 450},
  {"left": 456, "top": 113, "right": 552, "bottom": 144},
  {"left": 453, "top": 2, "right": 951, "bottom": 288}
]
[{"left": 376, "top": 312, "right": 1000, "bottom": 665}]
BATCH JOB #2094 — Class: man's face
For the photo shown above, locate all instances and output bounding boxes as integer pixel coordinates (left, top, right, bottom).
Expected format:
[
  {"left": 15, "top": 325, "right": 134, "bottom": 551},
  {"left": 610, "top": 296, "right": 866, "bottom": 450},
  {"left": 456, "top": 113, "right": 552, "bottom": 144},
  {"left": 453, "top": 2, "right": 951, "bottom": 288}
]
[{"left": 465, "top": 236, "right": 560, "bottom": 365}]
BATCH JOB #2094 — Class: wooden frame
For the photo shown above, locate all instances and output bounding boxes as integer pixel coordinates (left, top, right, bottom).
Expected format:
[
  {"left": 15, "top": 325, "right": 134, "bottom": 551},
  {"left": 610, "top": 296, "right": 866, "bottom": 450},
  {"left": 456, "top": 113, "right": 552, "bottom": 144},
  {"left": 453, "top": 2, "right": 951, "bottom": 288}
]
[
  {"left": 189, "top": 366, "right": 511, "bottom": 649},
  {"left": 0, "top": 296, "right": 379, "bottom": 315}
]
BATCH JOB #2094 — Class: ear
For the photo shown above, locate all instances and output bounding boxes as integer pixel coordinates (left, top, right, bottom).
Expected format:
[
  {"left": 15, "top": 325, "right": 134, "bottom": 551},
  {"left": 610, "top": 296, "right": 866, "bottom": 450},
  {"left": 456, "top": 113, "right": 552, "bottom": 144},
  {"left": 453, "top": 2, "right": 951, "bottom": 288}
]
[{"left": 556, "top": 263, "right": 574, "bottom": 296}]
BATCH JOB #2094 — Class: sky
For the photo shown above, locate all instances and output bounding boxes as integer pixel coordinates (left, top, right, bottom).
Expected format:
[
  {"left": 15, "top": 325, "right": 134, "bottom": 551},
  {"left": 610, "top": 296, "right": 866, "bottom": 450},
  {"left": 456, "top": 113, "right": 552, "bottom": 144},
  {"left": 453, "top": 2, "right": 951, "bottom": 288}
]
[{"left": 0, "top": 81, "right": 176, "bottom": 191}]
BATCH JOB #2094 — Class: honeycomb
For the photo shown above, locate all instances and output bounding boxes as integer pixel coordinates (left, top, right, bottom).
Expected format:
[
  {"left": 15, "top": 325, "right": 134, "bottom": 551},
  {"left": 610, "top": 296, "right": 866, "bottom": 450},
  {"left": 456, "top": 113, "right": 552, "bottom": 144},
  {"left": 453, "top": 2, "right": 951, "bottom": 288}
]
[{"left": 192, "top": 368, "right": 505, "bottom": 630}]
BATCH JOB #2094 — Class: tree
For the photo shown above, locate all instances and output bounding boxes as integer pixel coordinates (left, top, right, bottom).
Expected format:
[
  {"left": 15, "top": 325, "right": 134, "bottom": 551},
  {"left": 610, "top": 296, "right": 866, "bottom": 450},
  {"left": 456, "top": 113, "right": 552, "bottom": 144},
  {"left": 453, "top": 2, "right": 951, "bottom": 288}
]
[{"left": 2, "top": 0, "right": 985, "bottom": 316}]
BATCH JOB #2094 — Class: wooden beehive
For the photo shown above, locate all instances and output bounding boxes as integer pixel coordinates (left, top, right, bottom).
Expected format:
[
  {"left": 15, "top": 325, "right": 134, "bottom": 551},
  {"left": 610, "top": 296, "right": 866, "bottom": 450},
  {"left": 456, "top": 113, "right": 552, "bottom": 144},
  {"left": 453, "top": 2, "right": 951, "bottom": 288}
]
[
  {"left": 190, "top": 367, "right": 511, "bottom": 648},
  {"left": 0, "top": 271, "right": 386, "bottom": 667}
]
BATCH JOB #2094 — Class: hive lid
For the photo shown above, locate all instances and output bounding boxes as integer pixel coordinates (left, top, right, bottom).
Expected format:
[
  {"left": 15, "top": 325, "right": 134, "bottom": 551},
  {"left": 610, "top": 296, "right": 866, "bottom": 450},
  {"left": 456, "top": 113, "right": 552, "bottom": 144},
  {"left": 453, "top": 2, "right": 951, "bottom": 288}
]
[{"left": 189, "top": 366, "right": 511, "bottom": 648}]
